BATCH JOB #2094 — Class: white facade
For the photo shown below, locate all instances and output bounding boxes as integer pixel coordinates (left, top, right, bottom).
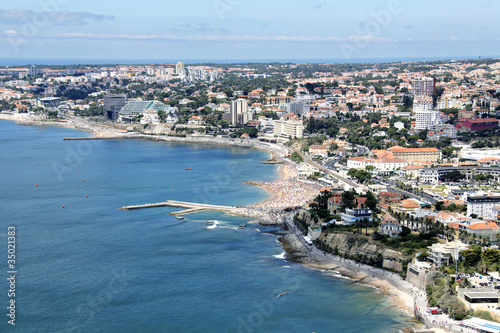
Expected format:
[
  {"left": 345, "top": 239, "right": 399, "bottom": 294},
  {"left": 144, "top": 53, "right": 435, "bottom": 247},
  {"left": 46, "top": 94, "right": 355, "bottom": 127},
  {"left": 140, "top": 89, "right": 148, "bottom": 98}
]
[
  {"left": 140, "top": 109, "right": 160, "bottom": 125},
  {"left": 460, "top": 148, "right": 500, "bottom": 162},
  {"left": 274, "top": 118, "right": 303, "bottom": 138},
  {"left": 258, "top": 117, "right": 274, "bottom": 131},
  {"left": 347, "top": 157, "right": 364, "bottom": 169},
  {"left": 379, "top": 221, "right": 402, "bottom": 238},
  {"left": 419, "top": 168, "right": 439, "bottom": 183},
  {"left": 467, "top": 196, "right": 500, "bottom": 219},
  {"left": 415, "top": 110, "right": 442, "bottom": 130},
  {"left": 347, "top": 157, "right": 408, "bottom": 172},
  {"left": 394, "top": 121, "right": 405, "bottom": 131},
  {"left": 227, "top": 99, "right": 248, "bottom": 125},
  {"left": 298, "top": 163, "right": 316, "bottom": 179}
]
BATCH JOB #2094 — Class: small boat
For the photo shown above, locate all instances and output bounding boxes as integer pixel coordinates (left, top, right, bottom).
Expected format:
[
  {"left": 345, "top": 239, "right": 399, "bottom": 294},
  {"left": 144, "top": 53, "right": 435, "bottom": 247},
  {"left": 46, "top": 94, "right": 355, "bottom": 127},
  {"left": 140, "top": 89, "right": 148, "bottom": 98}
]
[
  {"left": 206, "top": 220, "right": 216, "bottom": 224},
  {"left": 238, "top": 224, "right": 247, "bottom": 229},
  {"left": 176, "top": 216, "right": 185, "bottom": 220},
  {"left": 184, "top": 167, "right": 191, "bottom": 171}
]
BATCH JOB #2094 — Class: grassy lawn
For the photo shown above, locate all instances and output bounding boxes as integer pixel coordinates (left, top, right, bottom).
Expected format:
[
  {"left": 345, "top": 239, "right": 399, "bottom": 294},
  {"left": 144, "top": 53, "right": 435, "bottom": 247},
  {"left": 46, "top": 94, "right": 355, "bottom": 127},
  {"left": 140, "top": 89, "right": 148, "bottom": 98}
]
[{"left": 419, "top": 187, "right": 446, "bottom": 195}]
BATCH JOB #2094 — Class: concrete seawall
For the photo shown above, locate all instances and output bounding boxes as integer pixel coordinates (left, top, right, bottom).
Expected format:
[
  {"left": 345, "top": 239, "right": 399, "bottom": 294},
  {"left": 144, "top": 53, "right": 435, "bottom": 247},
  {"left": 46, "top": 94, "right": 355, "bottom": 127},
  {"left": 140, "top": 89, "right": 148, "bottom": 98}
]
[{"left": 120, "top": 200, "right": 244, "bottom": 216}]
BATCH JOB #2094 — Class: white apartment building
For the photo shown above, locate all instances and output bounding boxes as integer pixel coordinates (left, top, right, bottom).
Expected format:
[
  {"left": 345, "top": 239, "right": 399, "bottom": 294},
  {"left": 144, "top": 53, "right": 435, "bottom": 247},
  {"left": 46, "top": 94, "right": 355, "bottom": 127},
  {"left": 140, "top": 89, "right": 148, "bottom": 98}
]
[
  {"left": 258, "top": 117, "right": 274, "bottom": 131},
  {"left": 415, "top": 110, "right": 442, "bottom": 130},
  {"left": 467, "top": 196, "right": 500, "bottom": 219},
  {"left": 273, "top": 118, "right": 303, "bottom": 138}
]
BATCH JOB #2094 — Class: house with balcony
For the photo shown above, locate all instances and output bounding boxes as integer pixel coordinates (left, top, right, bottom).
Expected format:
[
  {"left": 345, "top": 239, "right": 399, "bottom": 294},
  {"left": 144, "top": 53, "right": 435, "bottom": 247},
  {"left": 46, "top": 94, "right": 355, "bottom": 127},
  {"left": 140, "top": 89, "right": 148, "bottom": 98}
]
[
  {"left": 427, "top": 242, "right": 468, "bottom": 267},
  {"left": 379, "top": 214, "right": 402, "bottom": 238},
  {"left": 340, "top": 208, "right": 373, "bottom": 225}
]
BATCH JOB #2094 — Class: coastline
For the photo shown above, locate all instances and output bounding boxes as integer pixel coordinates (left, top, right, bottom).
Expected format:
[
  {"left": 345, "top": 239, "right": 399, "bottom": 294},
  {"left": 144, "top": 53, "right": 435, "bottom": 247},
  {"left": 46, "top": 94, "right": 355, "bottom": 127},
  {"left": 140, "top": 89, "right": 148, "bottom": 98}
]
[
  {"left": 278, "top": 233, "right": 416, "bottom": 318},
  {"left": 0, "top": 114, "right": 290, "bottom": 155},
  {"left": 0, "top": 114, "right": 416, "bottom": 320}
]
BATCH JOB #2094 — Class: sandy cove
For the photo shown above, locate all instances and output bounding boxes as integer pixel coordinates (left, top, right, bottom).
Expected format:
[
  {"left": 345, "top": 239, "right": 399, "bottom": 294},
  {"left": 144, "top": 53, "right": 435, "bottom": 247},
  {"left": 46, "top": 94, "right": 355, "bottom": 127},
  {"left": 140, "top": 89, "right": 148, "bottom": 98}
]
[
  {"left": 279, "top": 232, "right": 416, "bottom": 321},
  {"left": 305, "top": 261, "right": 414, "bottom": 315}
]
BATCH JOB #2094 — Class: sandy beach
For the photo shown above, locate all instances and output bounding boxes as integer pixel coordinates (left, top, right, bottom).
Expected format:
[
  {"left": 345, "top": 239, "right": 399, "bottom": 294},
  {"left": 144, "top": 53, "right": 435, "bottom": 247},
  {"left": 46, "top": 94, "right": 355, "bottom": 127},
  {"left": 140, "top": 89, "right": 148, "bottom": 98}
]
[
  {"left": 246, "top": 164, "right": 322, "bottom": 210},
  {"left": 279, "top": 232, "right": 416, "bottom": 319},
  {"left": 306, "top": 261, "right": 414, "bottom": 315}
]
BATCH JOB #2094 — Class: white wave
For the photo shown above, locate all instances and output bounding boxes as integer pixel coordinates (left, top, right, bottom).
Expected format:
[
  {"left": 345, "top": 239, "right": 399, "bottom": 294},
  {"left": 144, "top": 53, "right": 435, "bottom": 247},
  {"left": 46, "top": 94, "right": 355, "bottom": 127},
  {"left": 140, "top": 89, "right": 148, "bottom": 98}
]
[
  {"left": 273, "top": 251, "right": 286, "bottom": 259},
  {"left": 327, "top": 273, "right": 352, "bottom": 280},
  {"left": 207, "top": 221, "right": 219, "bottom": 229},
  {"left": 282, "top": 265, "right": 291, "bottom": 268}
]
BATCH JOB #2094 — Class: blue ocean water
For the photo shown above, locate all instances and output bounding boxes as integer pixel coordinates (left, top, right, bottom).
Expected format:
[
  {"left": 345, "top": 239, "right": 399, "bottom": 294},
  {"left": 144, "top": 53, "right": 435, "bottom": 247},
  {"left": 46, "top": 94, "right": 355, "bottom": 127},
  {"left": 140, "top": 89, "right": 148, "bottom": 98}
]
[
  {"left": 0, "top": 120, "right": 411, "bottom": 332},
  {"left": 0, "top": 56, "right": 496, "bottom": 66}
]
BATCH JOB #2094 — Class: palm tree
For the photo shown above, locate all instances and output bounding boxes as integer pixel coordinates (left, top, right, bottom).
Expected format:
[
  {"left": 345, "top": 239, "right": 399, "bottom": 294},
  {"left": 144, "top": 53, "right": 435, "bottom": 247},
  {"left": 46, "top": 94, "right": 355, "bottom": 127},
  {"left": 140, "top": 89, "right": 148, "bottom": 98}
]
[
  {"left": 363, "top": 218, "right": 369, "bottom": 235},
  {"left": 479, "top": 260, "right": 489, "bottom": 274},
  {"left": 445, "top": 225, "right": 453, "bottom": 241}
]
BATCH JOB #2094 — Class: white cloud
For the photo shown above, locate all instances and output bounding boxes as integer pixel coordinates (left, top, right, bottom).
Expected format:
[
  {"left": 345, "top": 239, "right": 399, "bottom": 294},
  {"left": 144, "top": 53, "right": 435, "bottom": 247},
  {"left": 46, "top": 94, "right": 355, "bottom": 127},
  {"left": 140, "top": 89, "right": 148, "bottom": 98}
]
[
  {"left": 35, "top": 33, "right": 397, "bottom": 43},
  {"left": 0, "top": 9, "right": 114, "bottom": 26},
  {"left": 4, "top": 30, "right": 17, "bottom": 34}
]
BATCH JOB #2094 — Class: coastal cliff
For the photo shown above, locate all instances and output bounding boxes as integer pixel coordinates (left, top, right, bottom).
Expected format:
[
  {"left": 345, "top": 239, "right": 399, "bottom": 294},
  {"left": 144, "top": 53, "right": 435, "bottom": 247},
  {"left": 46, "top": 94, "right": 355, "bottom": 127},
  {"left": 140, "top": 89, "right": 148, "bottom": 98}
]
[
  {"left": 319, "top": 233, "right": 404, "bottom": 272},
  {"left": 295, "top": 210, "right": 406, "bottom": 272}
]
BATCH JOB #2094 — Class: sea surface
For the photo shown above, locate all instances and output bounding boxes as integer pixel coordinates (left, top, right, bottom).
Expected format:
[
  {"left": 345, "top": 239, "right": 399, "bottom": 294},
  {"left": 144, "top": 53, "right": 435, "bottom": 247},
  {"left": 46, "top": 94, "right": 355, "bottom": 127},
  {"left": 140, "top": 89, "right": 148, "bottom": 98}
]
[
  {"left": 0, "top": 56, "right": 496, "bottom": 66},
  {"left": 0, "top": 120, "right": 411, "bottom": 332}
]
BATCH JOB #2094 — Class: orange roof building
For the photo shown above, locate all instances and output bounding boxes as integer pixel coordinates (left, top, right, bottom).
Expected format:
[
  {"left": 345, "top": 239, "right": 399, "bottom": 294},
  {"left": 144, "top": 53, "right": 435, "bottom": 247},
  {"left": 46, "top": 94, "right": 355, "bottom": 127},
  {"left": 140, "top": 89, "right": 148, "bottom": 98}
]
[
  {"left": 459, "top": 222, "right": 500, "bottom": 239},
  {"left": 395, "top": 199, "right": 420, "bottom": 213},
  {"left": 387, "top": 147, "right": 441, "bottom": 163}
]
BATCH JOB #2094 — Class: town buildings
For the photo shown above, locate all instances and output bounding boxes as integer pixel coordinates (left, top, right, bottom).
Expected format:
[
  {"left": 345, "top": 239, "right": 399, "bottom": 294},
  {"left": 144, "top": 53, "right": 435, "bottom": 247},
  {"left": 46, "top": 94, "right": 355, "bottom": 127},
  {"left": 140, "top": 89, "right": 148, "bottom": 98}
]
[
  {"left": 379, "top": 214, "right": 402, "bottom": 238},
  {"left": 347, "top": 156, "right": 408, "bottom": 173},
  {"left": 103, "top": 94, "right": 127, "bottom": 120},
  {"left": 273, "top": 117, "right": 304, "bottom": 138},
  {"left": 118, "top": 100, "right": 178, "bottom": 123},
  {"left": 388, "top": 147, "right": 441, "bottom": 164},
  {"left": 458, "top": 222, "right": 500, "bottom": 239},
  {"left": 340, "top": 208, "right": 373, "bottom": 225},
  {"left": 466, "top": 195, "right": 500, "bottom": 219},
  {"left": 455, "top": 118, "right": 499, "bottom": 132},
  {"left": 415, "top": 110, "right": 442, "bottom": 130},
  {"left": 413, "top": 76, "right": 435, "bottom": 97}
]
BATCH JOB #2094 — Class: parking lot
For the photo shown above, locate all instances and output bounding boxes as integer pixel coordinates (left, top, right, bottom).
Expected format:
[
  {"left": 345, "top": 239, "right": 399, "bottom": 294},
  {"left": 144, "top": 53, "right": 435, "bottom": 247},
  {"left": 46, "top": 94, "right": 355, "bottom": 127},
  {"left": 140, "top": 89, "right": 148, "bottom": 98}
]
[{"left": 458, "top": 273, "right": 500, "bottom": 289}]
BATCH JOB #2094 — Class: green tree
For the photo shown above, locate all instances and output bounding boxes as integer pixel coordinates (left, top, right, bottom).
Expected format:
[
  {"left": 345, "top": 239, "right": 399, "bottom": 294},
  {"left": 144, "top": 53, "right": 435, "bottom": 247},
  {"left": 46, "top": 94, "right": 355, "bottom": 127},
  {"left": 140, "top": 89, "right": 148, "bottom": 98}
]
[
  {"left": 460, "top": 248, "right": 481, "bottom": 266},
  {"left": 364, "top": 191, "right": 378, "bottom": 212},
  {"left": 481, "top": 248, "right": 500, "bottom": 265},
  {"left": 236, "top": 127, "right": 258, "bottom": 138},
  {"left": 341, "top": 189, "right": 357, "bottom": 211}
]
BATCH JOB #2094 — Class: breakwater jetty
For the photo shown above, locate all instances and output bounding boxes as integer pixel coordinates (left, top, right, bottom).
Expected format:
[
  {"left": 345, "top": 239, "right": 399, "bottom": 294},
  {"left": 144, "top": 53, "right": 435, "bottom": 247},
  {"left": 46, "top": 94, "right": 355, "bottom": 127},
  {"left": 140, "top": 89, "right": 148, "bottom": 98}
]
[{"left": 120, "top": 200, "right": 243, "bottom": 216}]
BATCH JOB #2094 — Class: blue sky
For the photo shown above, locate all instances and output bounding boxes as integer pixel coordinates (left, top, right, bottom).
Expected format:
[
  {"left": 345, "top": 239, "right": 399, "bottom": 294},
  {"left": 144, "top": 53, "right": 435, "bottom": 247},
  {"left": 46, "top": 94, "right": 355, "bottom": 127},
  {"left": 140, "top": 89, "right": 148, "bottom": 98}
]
[{"left": 1, "top": 0, "right": 499, "bottom": 61}]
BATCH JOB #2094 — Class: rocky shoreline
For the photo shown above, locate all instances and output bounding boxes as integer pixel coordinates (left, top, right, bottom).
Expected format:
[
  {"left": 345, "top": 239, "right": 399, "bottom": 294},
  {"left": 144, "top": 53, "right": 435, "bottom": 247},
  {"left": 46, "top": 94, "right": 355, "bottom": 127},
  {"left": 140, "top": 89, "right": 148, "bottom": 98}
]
[{"left": 277, "top": 230, "right": 416, "bottom": 319}]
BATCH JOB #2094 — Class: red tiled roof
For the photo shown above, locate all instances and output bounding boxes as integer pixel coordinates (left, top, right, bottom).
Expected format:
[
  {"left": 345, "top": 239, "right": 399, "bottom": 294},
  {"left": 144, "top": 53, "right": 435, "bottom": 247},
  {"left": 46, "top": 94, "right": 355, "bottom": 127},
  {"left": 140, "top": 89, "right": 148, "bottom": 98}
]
[
  {"left": 467, "top": 118, "right": 498, "bottom": 124},
  {"left": 468, "top": 222, "right": 500, "bottom": 230}
]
